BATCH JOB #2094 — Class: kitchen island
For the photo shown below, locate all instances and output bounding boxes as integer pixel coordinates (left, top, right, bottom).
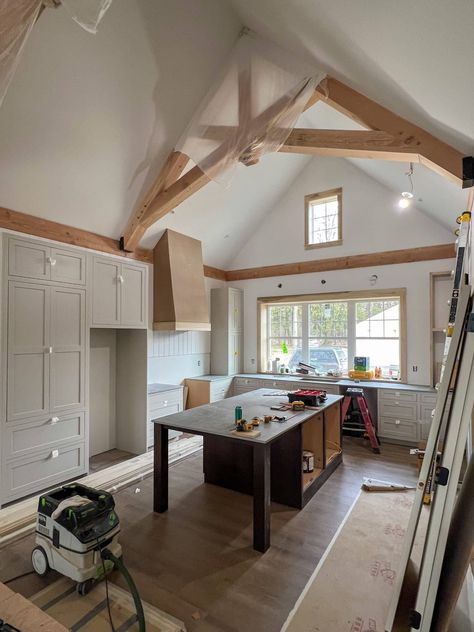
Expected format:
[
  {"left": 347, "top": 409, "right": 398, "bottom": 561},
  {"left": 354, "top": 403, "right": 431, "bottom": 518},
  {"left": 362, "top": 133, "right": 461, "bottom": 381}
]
[{"left": 153, "top": 388, "right": 343, "bottom": 552}]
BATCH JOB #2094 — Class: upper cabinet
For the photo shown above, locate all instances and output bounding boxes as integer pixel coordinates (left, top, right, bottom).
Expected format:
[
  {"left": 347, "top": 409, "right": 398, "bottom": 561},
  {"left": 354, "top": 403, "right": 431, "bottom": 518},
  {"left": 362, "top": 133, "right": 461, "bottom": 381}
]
[
  {"left": 8, "top": 238, "right": 86, "bottom": 285},
  {"left": 210, "top": 287, "right": 243, "bottom": 375},
  {"left": 91, "top": 256, "right": 147, "bottom": 328}
]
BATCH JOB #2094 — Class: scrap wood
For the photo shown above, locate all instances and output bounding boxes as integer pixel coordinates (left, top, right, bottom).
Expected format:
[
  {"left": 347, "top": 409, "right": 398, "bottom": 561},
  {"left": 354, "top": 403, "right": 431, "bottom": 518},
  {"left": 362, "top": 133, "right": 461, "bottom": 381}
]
[{"left": 362, "top": 477, "right": 416, "bottom": 492}]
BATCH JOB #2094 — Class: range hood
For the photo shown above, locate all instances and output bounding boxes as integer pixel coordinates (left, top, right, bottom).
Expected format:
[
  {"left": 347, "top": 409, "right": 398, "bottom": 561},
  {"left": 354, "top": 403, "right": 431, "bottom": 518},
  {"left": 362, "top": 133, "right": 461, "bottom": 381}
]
[{"left": 153, "top": 229, "right": 211, "bottom": 331}]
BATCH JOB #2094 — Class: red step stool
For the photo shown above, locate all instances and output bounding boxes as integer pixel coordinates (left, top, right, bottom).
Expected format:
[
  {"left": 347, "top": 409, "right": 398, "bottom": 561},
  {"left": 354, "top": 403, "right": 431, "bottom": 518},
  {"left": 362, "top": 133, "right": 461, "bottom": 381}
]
[{"left": 341, "top": 387, "right": 381, "bottom": 454}]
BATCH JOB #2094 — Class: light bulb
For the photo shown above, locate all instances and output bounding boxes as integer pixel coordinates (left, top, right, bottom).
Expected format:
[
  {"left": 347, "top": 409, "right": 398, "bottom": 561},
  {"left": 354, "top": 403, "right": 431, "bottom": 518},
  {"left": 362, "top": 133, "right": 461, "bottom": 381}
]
[{"left": 398, "top": 191, "right": 413, "bottom": 208}]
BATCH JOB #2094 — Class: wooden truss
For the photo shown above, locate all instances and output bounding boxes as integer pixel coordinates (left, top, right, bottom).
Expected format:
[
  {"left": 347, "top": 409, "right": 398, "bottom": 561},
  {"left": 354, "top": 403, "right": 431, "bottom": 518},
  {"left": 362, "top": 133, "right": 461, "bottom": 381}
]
[{"left": 122, "top": 76, "right": 469, "bottom": 252}]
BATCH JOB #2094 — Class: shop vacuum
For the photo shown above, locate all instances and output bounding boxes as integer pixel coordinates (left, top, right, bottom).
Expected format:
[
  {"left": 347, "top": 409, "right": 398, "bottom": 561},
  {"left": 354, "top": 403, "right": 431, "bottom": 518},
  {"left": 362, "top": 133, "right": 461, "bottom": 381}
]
[{"left": 31, "top": 482, "right": 145, "bottom": 631}]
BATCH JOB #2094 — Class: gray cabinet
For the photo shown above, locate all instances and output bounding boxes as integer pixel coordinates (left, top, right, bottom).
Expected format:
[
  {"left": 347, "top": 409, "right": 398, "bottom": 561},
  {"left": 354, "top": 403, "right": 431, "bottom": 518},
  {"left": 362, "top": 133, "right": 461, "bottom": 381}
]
[
  {"left": 8, "top": 238, "right": 86, "bottom": 285},
  {"left": 210, "top": 287, "right": 243, "bottom": 375},
  {"left": 92, "top": 256, "right": 147, "bottom": 328},
  {"left": 147, "top": 388, "right": 184, "bottom": 448},
  {"left": 7, "top": 281, "right": 50, "bottom": 421},
  {"left": 7, "top": 282, "right": 85, "bottom": 421},
  {"left": 377, "top": 388, "right": 438, "bottom": 443}
]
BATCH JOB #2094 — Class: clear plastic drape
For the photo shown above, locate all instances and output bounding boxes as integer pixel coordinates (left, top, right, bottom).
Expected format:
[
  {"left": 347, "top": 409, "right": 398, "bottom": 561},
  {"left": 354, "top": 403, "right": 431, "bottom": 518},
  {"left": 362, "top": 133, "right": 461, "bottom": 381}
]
[
  {"left": 0, "top": 0, "right": 43, "bottom": 109},
  {"left": 61, "top": 0, "right": 113, "bottom": 34},
  {"left": 176, "top": 32, "right": 326, "bottom": 183},
  {"left": 0, "top": 0, "right": 113, "bottom": 109}
]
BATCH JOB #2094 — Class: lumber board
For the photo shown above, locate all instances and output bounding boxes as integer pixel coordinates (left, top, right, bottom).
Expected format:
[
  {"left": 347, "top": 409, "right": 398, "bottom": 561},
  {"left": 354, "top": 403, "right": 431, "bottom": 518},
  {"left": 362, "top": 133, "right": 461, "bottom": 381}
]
[
  {"left": 0, "top": 436, "right": 203, "bottom": 549},
  {"left": 225, "top": 243, "right": 455, "bottom": 281}
]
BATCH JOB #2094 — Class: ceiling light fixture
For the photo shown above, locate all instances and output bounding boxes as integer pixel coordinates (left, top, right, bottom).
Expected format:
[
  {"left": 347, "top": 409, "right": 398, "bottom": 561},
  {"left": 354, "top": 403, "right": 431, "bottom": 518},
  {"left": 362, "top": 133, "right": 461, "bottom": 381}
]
[{"left": 398, "top": 163, "right": 415, "bottom": 209}]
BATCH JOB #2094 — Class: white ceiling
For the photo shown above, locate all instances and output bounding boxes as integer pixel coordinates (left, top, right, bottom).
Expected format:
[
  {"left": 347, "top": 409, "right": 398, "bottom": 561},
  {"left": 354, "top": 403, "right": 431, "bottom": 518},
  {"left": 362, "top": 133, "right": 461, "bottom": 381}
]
[{"left": 0, "top": 0, "right": 471, "bottom": 267}]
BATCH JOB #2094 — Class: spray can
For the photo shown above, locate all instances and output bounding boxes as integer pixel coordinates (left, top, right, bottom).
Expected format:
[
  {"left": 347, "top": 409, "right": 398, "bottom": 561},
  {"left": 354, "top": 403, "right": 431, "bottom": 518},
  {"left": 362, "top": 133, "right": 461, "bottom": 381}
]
[{"left": 235, "top": 406, "right": 242, "bottom": 424}]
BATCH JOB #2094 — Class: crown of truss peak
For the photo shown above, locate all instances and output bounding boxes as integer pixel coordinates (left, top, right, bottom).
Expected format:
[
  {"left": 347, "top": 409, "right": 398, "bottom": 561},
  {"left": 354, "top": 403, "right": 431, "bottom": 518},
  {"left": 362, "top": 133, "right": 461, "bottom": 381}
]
[{"left": 121, "top": 76, "right": 468, "bottom": 253}]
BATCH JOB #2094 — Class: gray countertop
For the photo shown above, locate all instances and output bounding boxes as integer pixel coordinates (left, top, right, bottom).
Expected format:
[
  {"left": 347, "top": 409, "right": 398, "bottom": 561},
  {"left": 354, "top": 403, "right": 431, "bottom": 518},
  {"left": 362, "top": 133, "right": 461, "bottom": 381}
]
[
  {"left": 148, "top": 383, "right": 184, "bottom": 395},
  {"left": 235, "top": 373, "right": 435, "bottom": 393},
  {"left": 152, "top": 388, "right": 343, "bottom": 445},
  {"left": 184, "top": 374, "right": 234, "bottom": 382}
]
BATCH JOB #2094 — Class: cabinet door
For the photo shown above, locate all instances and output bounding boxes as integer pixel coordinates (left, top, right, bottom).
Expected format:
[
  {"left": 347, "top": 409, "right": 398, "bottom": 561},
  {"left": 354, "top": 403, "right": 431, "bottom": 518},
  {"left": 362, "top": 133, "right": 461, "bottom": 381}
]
[
  {"left": 121, "top": 263, "right": 147, "bottom": 327},
  {"left": 50, "top": 287, "right": 85, "bottom": 413},
  {"left": 8, "top": 238, "right": 50, "bottom": 281},
  {"left": 50, "top": 248, "right": 86, "bottom": 285},
  {"left": 7, "top": 282, "right": 50, "bottom": 421},
  {"left": 229, "top": 333, "right": 242, "bottom": 375},
  {"left": 230, "top": 290, "right": 243, "bottom": 332},
  {"left": 91, "top": 257, "right": 121, "bottom": 326}
]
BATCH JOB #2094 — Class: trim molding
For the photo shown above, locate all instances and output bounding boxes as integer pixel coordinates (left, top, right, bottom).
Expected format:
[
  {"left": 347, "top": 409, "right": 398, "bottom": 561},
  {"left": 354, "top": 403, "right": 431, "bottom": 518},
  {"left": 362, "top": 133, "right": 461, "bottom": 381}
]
[{"left": 225, "top": 243, "right": 455, "bottom": 281}]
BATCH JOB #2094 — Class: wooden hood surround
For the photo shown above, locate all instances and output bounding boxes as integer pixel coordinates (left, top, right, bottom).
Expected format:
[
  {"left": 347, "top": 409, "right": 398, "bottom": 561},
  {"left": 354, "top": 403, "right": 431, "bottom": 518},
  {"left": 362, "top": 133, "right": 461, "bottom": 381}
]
[{"left": 153, "top": 229, "right": 211, "bottom": 331}]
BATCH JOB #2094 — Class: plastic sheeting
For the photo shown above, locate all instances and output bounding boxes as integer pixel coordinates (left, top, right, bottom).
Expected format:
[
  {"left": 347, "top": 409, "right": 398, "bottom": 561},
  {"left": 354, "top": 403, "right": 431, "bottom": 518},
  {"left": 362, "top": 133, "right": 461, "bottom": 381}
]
[
  {"left": 176, "top": 33, "right": 326, "bottom": 183},
  {"left": 61, "top": 0, "right": 113, "bottom": 34},
  {"left": 0, "top": 0, "right": 113, "bottom": 109},
  {"left": 0, "top": 0, "right": 43, "bottom": 109}
]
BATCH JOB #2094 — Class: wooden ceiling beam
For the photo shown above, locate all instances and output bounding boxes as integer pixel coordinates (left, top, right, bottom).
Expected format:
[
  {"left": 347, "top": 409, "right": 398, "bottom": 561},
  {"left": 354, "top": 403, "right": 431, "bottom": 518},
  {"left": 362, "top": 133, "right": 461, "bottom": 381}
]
[
  {"left": 122, "top": 150, "right": 189, "bottom": 251},
  {"left": 315, "top": 77, "right": 464, "bottom": 186}
]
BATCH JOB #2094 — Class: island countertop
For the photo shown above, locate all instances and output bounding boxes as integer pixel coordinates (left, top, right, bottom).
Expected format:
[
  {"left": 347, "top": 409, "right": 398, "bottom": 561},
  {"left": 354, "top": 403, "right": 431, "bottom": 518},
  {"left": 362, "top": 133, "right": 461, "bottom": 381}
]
[{"left": 152, "top": 388, "right": 342, "bottom": 445}]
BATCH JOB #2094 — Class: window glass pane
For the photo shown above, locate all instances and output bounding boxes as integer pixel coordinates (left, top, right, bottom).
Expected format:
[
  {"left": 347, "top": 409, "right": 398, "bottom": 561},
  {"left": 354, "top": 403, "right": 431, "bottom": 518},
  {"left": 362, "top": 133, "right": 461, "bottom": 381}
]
[
  {"left": 309, "top": 302, "right": 348, "bottom": 337},
  {"left": 356, "top": 338, "right": 399, "bottom": 378},
  {"left": 384, "top": 320, "right": 400, "bottom": 337},
  {"left": 268, "top": 338, "right": 302, "bottom": 372},
  {"left": 307, "top": 193, "right": 340, "bottom": 245},
  {"left": 268, "top": 305, "right": 302, "bottom": 338},
  {"left": 308, "top": 338, "right": 348, "bottom": 374}
]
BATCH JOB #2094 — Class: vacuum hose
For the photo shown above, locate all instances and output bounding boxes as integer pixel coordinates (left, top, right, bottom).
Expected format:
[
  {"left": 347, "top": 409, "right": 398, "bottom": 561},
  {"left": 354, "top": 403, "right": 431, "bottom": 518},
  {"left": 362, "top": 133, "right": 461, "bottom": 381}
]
[{"left": 101, "top": 548, "right": 146, "bottom": 632}]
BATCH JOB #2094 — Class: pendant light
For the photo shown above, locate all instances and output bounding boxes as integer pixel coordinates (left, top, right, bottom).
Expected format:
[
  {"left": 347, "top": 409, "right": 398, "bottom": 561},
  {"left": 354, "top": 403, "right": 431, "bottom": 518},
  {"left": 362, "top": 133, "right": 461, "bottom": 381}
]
[{"left": 398, "top": 163, "right": 414, "bottom": 208}]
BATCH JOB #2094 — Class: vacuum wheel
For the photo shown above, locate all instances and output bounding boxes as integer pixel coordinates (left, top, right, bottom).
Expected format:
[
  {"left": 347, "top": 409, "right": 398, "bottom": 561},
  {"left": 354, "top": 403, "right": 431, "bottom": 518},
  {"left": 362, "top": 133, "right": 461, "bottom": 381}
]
[
  {"left": 31, "top": 546, "right": 49, "bottom": 577},
  {"left": 76, "top": 579, "right": 94, "bottom": 596}
]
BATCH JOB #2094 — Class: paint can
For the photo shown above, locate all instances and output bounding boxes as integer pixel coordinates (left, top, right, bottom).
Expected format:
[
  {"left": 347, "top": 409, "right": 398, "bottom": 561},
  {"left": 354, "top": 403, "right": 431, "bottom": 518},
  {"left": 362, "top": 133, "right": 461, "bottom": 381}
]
[{"left": 303, "top": 450, "right": 314, "bottom": 473}]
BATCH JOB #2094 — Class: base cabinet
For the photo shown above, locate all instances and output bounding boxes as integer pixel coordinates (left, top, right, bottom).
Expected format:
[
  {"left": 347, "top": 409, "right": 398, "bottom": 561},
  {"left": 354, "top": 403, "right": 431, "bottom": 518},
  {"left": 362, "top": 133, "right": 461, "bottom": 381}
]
[
  {"left": 147, "top": 388, "right": 184, "bottom": 448},
  {"left": 184, "top": 378, "right": 233, "bottom": 409}
]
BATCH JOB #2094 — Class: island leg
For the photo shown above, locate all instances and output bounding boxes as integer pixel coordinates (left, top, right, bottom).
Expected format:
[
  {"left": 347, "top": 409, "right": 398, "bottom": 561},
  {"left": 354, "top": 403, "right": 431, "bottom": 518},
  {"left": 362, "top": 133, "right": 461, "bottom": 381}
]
[
  {"left": 153, "top": 423, "right": 168, "bottom": 513},
  {"left": 253, "top": 444, "right": 271, "bottom": 552}
]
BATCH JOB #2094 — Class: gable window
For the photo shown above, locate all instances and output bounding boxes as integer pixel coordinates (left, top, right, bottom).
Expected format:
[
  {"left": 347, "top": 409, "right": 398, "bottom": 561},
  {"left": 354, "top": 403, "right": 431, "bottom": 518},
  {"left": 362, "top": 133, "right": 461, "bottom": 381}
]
[
  {"left": 305, "top": 188, "right": 342, "bottom": 248},
  {"left": 259, "top": 290, "right": 406, "bottom": 381}
]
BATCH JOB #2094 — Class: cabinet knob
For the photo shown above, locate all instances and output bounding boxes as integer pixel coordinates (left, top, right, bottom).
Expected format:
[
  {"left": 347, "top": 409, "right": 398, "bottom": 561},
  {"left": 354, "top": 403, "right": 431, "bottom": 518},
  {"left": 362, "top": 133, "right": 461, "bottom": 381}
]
[
  {"left": 431, "top": 409, "right": 435, "bottom": 418},
  {"left": 117, "top": 275, "right": 124, "bottom": 284},
  {"left": 47, "top": 257, "right": 57, "bottom": 266},
  {"left": 49, "top": 416, "right": 59, "bottom": 425},
  {"left": 45, "top": 346, "right": 53, "bottom": 354},
  {"left": 50, "top": 449, "right": 59, "bottom": 459},
  {"left": 395, "top": 419, "right": 401, "bottom": 425}
]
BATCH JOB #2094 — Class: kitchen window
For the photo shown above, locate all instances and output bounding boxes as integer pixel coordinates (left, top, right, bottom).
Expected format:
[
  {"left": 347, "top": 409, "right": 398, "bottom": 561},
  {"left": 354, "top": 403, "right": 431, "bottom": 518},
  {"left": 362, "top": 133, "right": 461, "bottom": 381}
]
[
  {"left": 305, "top": 188, "right": 342, "bottom": 248},
  {"left": 259, "top": 290, "right": 406, "bottom": 381}
]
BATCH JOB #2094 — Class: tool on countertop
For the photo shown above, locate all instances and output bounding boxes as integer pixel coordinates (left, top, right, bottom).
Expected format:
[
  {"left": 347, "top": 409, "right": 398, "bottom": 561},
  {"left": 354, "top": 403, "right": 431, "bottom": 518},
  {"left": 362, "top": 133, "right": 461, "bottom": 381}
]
[
  {"left": 342, "top": 387, "right": 381, "bottom": 454},
  {"left": 291, "top": 400, "right": 306, "bottom": 411},
  {"left": 288, "top": 389, "right": 327, "bottom": 407}
]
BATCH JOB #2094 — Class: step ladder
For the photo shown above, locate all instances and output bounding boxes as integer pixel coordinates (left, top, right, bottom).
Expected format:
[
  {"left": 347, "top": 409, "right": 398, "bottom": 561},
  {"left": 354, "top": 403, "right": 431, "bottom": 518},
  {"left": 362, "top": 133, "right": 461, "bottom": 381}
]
[
  {"left": 341, "top": 388, "right": 381, "bottom": 454},
  {"left": 385, "top": 211, "right": 472, "bottom": 631}
]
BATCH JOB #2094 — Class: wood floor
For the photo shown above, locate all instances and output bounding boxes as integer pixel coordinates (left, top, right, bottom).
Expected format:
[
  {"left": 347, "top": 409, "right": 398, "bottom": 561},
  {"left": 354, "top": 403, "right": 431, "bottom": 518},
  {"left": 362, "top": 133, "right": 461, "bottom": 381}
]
[{"left": 0, "top": 438, "right": 418, "bottom": 632}]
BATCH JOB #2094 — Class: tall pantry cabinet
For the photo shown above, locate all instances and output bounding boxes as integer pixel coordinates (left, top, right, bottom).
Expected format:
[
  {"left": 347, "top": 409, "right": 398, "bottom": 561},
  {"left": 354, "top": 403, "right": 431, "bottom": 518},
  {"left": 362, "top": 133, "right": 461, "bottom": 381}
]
[
  {"left": 0, "top": 234, "right": 149, "bottom": 506},
  {"left": 1, "top": 237, "right": 87, "bottom": 503},
  {"left": 210, "top": 287, "right": 243, "bottom": 375}
]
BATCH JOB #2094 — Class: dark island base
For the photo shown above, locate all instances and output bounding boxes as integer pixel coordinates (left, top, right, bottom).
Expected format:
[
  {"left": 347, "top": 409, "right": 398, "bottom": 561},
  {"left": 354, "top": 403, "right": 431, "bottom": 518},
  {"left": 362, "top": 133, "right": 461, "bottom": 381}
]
[{"left": 203, "top": 421, "right": 343, "bottom": 510}]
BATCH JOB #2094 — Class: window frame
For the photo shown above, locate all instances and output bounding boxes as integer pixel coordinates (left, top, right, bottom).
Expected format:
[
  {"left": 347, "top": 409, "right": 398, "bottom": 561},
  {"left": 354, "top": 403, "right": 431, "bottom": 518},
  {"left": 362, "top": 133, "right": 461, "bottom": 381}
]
[
  {"left": 304, "top": 187, "right": 343, "bottom": 249},
  {"left": 258, "top": 288, "right": 407, "bottom": 382}
]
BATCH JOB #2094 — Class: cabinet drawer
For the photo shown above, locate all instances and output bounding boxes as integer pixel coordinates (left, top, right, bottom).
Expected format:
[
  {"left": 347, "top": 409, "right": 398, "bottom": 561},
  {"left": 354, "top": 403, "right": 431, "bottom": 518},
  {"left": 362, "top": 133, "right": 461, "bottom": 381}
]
[
  {"left": 148, "top": 390, "right": 183, "bottom": 412},
  {"left": 379, "top": 401, "right": 417, "bottom": 420},
  {"left": 148, "top": 401, "right": 181, "bottom": 421},
  {"left": 420, "top": 393, "right": 438, "bottom": 405},
  {"left": 4, "top": 412, "right": 85, "bottom": 459},
  {"left": 2, "top": 442, "right": 86, "bottom": 502},
  {"left": 210, "top": 379, "right": 233, "bottom": 402},
  {"left": 420, "top": 403, "right": 436, "bottom": 423},
  {"left": 233, "top": 377, "right": 261, "bottom": 388},
  {"left": 378, "top": 389, "right": 417, "bottom": 403},
  {"left": 379, "top": 417, "right": 418, "bottom": 442}
]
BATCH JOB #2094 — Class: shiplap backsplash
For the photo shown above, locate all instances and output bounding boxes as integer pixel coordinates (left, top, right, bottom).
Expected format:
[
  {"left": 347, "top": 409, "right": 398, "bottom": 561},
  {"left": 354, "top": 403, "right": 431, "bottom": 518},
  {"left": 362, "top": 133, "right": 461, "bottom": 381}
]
[{"left": 148, "top": 330, "right": 211, "bottom": 384}]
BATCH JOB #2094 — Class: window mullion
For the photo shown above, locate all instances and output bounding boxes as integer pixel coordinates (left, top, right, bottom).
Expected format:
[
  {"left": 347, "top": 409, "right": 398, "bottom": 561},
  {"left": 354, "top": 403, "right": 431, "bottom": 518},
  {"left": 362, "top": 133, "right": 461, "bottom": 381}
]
[
  {"left": 347, "top": 301, "right": 356, "bottom": 372},
  {"left": 302, "top": 304, "right": 309, "bottom": 364}
]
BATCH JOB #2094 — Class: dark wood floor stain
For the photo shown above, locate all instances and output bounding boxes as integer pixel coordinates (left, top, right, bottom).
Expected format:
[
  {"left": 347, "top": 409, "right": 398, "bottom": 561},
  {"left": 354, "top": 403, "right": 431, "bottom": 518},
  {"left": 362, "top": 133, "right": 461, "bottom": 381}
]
[{"left": 0, "top": 438, "right": 418, "bottom": 632}]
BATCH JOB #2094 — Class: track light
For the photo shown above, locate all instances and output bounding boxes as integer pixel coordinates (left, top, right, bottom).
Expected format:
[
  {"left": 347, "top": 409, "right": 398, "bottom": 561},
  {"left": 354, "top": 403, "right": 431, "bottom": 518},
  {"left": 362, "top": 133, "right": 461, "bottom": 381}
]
[{"left": 398, "top": 163, "right": 415, "bottom": 208}]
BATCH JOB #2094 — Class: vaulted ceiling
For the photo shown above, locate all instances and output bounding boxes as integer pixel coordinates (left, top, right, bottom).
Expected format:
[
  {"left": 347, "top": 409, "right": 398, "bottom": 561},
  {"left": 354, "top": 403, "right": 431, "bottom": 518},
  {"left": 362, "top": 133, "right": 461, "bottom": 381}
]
[{"left": 0, "top": 0, "right": 471, "bottom": 267}]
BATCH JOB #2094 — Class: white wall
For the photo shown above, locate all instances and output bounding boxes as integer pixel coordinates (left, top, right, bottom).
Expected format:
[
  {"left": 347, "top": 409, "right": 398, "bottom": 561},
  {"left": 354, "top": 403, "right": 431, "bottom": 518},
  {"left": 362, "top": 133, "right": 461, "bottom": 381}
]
[
  {"left": 147, "top": 277, "right": 225, "bottom": 384},
  {"left": 227, "top": 156, "right": 455, "bottom": 386},
  {"left": 230, "top": 156, "right": 453, "bottom": 269}
]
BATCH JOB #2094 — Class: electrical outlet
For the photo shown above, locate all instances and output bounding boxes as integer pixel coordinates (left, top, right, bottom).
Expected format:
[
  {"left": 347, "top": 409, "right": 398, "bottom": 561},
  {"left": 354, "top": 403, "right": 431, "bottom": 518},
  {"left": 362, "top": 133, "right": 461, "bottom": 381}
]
[
  {"left": 197, "top": 360, "right": 201, "bottom": 367},
  {"left": 251, "top": 358, "right": 255, "bottom": 365},
  {"left": 412, "top": 365, "right": 418, "bottom": 372}
]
